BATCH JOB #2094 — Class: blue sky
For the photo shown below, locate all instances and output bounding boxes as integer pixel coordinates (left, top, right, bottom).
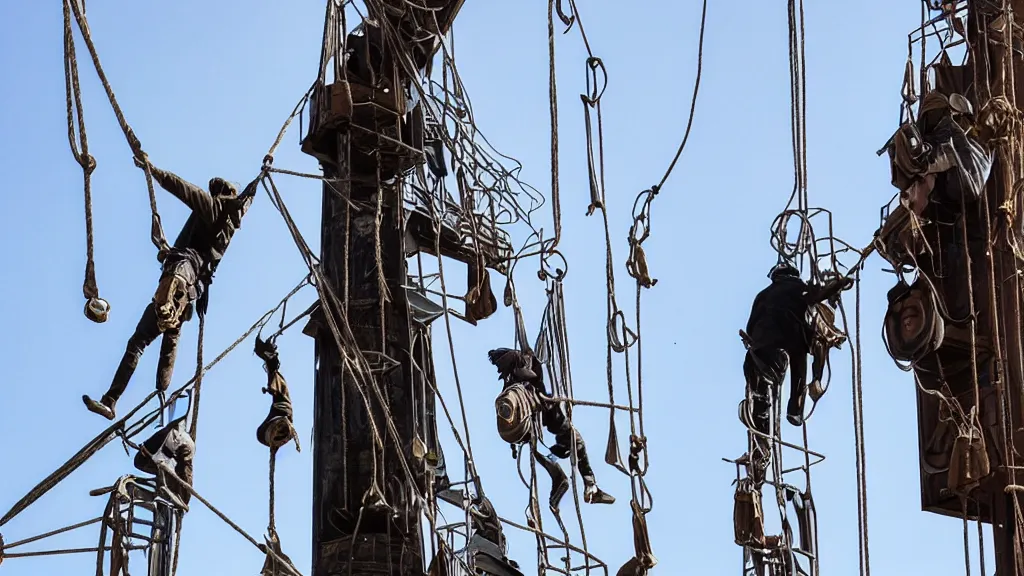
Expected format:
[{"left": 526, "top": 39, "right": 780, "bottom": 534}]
[{"left": 0, "top": 1, "right": 994, "bottom": 575}]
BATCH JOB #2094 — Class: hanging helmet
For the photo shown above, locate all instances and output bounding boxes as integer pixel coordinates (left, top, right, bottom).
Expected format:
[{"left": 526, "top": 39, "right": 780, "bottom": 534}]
[
  {"left": 494, "top": 383, "right": 539, "bottom": 445},
  {"left": 84, "top": 296, "right": 111, "bottom": 323},
  {"left": 768, "top": 262, "right": 800, "bottom": 281}
]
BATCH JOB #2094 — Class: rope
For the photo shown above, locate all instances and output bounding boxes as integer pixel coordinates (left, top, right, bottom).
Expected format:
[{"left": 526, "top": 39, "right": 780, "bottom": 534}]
[
  {"left": 269, "top": 447, "right": 278, "bottom": 535},
  {"left": 187, "top": 313, "right": 206, "bottom": 442},
  {"left": 65, "top": 0, "right": 169, "bottom": 253},
  {"left": 0, "top": 388, "right": 160, "bottom": 528},
  {"left": 651, "top": 0, "right": 708, "bottom": 193},
  {"left": 62, "top": 0, "right": 102, "bottom": 307},
  {"left": 0, "top": 276, "right": 308, "bottom": 529},
  {"left": 545, "top": 0, "right": 563, "bottom": 251},
  {"left": 151, "top": 459, "right": 303, "bottom": 576},
  {"left": 851, "top": 271, "right": 870, "bottom": 576},
  {"left": 0, "top": 516, "right": 102, "bottom": 550}
]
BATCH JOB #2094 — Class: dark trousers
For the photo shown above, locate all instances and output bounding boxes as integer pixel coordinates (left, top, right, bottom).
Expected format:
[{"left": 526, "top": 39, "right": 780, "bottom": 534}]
[
  {"left": 102, "top": 302, "right": 183, "bottom": 404},
  {"left": 742, "top": 346, "right": 806, "bottom": 436},
  {"left": 541, "top": 402, "right": 594, "bottom": 479}
]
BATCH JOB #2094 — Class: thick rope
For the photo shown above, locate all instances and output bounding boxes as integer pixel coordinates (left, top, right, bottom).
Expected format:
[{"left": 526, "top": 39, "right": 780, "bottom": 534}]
[
  {"left": 63, "top": 0, "right": 102, "bottom": 305},
  {"left": 0, "top": 277, "right": 307, "bottom": 529},
  {"left": 269, "top": 447, "right": 278, "bottom": 534},
  {"left": 188, "top": 313, "right": 206, "bottom": 441},
  {"left": 851, "top": 272, "right": 870, "bottom": 575},
  {"left": 65, "top": 0, "right": 168, "bottom": 253},
  {"left": 152, "top": 460, "right": 303, "bottom": 576}
]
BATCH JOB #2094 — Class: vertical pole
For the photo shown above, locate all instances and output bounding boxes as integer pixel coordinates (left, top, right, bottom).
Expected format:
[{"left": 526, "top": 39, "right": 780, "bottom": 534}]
[
  {"left": 311, "top": 131, "right": 422, "bottom": 574},
  {"left": 306, "top": 3, "right": 468, "bottom": 574},
  {"left": 968, "top": 1, "right": 1024, "bottom": 574}
]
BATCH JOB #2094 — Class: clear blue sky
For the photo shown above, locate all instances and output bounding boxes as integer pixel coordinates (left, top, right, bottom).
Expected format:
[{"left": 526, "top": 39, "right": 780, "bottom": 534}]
[{"left": 0, "top": 1, "right": 993, "bottom": 575}]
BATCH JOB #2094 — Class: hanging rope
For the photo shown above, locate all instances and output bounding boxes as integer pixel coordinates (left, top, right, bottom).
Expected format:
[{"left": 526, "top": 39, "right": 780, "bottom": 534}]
[
  {"left": 65, "top": 0, "right": 169, "bottom": 254},
  {"left": 850, "top": 271, "right": 870, "bottom": 576},
  {"left": 62, "top": 0, "right": 109, "bottom": 324},
  {"left": 0, "top": 276, "right": 309, "bottom": 530}
]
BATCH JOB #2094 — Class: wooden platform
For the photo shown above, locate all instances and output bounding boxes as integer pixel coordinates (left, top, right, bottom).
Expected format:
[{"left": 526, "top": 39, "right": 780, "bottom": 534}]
[
  {"left": 301, "top": 80, "right": 423, "bottom": 176},
  {"left": 404, "top": 208, "right": 511, "bottom": 272}
]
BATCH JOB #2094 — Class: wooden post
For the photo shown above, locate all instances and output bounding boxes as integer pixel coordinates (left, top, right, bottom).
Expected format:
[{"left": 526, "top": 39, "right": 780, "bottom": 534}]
[
  {"left": 302, "top": 2, "right": 468, "bottom": 575},
  {"left": 969, "top": 2, "right": 1024, "bottom": 574}
]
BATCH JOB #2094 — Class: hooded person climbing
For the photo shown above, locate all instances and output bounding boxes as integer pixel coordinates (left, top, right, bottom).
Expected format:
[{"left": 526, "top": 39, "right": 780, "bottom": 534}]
[
  {"left": 739, "top": 263, "right": 853, "bottom": 449},
  {"left": 83, "top": 158, "right": 256, "bottom": 420},
  {"left": 487, "top": 347, "right": 615, "bottom": 510}
]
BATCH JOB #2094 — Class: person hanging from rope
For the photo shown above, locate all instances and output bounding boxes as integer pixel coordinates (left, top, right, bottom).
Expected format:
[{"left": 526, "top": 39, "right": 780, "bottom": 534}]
[
  {"left": 738, "top": 262, "right": 853, "bottom": 469},
  {"left": 254, "top": 335, "right": 300, "bottom": 451},
  {"left": 487, "top": 347, "right": 615, "bottom": 511},
  {"left": 83, "top": 158, "right": 258, "bottom": 420}
]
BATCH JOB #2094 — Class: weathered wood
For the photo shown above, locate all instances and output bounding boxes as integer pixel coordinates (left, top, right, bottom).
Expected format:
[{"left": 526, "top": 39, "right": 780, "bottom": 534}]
[
  {"left": 405, "top": 209, "right": 511, "bottom": 272},
  {"left": 307, "top": 2, "right": 469, "bottom": 575}
]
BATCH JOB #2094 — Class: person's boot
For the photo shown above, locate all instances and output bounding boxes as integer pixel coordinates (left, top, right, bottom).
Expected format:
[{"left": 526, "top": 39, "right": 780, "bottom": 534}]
[
  {"left": 787, "top": 392, "right": 806, "bottom": 427},
  {"left": 83, "top": 394, "right": 116, "bottom": 421},
  {"left": 541, "top": 455, "right": 570, "bottom": 511},
  {"left": 550, "top": 442, "right": 571, "bottom": 459},
  {"left": 582, "top": 475, "right": 615, "bottom": 505},
  {"left": 157, "top": 484, "right": 190, "bottom": 513}
]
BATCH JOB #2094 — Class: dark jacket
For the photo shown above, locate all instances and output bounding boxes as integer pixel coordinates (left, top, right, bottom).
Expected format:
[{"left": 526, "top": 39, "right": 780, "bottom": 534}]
[
  {"left": 745, "top": 276, "right": 844, "bottom": 353},
  {"left": 152, "top": 167, "right": 255, "bottom": 284}
]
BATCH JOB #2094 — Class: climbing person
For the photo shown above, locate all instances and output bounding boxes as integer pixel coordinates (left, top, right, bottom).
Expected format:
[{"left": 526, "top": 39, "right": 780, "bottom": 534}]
[
  {"left": 83, "top": 158, "right": 257, "bottom": 420},
  {"left": 487, "top": 347, "right": 615, "bottom": 510},
  {"left": 133, "top": 416, "right": 195, "bottom": 512},
  {"left": 739, "top": 263, "right": 853, "bottom": 449}
]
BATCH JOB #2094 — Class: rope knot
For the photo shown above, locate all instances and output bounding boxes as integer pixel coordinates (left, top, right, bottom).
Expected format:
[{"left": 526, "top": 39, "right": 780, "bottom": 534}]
[
  {"left": 82, "top": 153, "right": 97, "bottom": 174},
  {"left": 262, "top": 154, "right": 275, "bottom": 171},
  {"left": 125, "top": 128, "right": 143, "bottom": 158},
  {"left": 650, "top": 184, "right": 660, "bottom": 197}
]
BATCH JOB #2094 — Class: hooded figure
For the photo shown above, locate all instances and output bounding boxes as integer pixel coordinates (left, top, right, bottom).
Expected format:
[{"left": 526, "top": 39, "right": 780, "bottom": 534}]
[
  {"left": 487, "top": 348, "right": 614, "bottom": 510},
  {"left": 84, "top": 162, "right": 256, "bottom": 420},
  {"left": 740, "top": 263, "right": 853, "bottom": 460}
]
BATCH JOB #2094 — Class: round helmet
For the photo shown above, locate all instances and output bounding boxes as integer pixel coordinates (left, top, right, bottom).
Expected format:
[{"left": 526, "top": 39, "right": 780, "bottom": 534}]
[{"left": 768, "top": 262, "right": 800, "bottom": 281}]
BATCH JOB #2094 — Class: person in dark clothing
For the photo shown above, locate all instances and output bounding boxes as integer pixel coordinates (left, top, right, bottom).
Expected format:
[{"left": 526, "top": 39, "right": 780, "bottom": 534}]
[
  {"left": 739, "top": 263, "right": 853, "bottom": 447},
  {"left": 133, "top": 416, "right": 195, "bottom": 512},
  {"left": 83, "top": 160, "right": 256, "bottom": 420},
  {"left": 487, "top": 348, "right": 614, "bottom": 510}
]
